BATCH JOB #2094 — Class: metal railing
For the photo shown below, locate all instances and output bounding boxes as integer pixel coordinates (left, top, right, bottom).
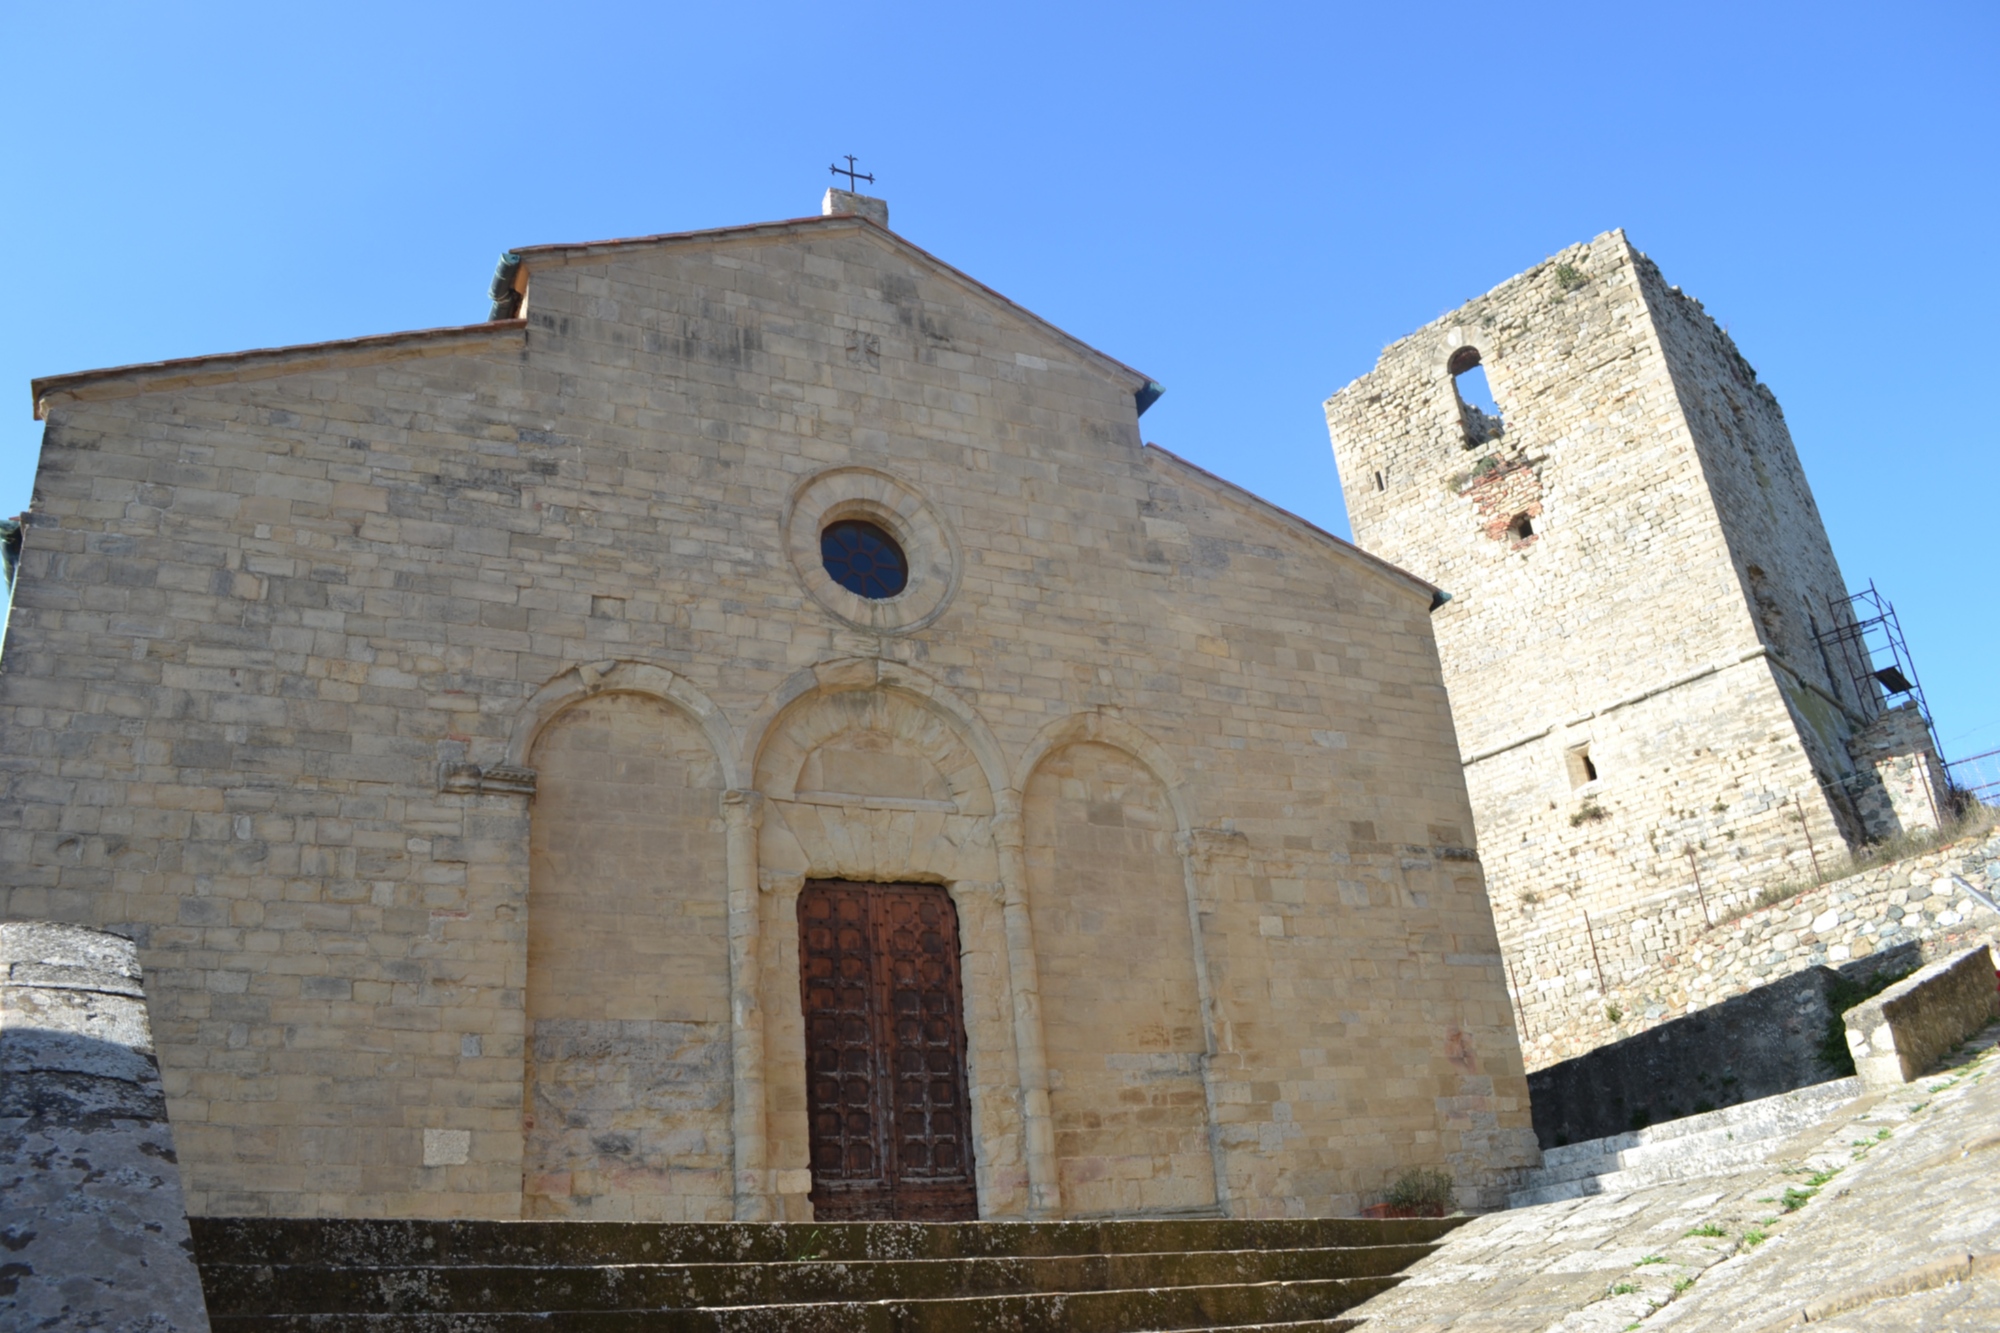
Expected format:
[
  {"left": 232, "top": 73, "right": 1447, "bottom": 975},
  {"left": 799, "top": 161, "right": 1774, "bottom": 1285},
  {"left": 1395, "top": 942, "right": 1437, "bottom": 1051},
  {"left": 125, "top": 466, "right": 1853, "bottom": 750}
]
[{"left": 1947, "top": 748, "right": 2000, "bottom": 809}]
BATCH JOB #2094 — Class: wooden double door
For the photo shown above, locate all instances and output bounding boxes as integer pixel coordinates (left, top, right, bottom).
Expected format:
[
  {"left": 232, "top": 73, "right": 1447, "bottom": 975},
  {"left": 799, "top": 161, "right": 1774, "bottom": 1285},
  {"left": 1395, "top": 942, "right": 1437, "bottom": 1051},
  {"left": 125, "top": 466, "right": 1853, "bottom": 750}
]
[{"left": 797, "top": 880, "right": 978, "bottom": 1220}]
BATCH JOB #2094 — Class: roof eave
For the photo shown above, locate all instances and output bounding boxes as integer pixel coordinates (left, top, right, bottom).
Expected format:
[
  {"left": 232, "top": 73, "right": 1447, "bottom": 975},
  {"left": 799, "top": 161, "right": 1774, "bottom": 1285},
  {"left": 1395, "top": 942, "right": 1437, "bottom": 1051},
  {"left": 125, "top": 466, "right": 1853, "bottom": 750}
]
[
  {"left": 31, "top": 319, "right": 528, "bottom": 419},
  {"left": 512, "top": 212, "right": 1158, "bottom": 400},
  {"left": 1141, "top": 443, "right": 1445, "bottom": 605}
]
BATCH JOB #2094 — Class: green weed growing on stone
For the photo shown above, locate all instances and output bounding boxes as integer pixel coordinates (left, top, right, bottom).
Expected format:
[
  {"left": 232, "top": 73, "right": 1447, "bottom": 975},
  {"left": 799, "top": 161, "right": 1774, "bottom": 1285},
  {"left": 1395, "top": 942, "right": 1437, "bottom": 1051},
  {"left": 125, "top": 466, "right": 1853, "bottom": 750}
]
[
  {"left": 1780, "top": 1186, "right": 1815, "bottom": 1212},
  {"left": 1605, "top": 1003, "right": 1624, "bottom": 1024},
  {"left": 1384, "top": 1167, "right": 1456, "bottom": 1213},
  {"left": 1607, "top": 1281, "right": 1640, "bottom": 1296},
  {"left": 1673, "top": 1276, "right": 1697, "bottom": 1295},
  {"left": 1447, "top": 455, "right": 1505, "bottom": 492},
  {"left": 1804, "top": 1167, "right": 1841, "bottom": 1188},
  {"left": 1742, "top": 1227, "right": 1768, "bottom": 1247},
  {"left": 1636, "top": 1255, "right": 1666, "bottom": 1265},
  {"left": 1684, "top": 1222, "right": 1727, "bottom": 1238}
]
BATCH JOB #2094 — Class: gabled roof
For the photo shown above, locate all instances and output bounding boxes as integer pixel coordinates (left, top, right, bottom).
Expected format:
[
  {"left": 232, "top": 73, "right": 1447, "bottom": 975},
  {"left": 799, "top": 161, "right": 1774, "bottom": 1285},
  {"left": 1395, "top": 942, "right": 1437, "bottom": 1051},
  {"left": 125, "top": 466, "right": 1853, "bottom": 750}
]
[
  {"left": 511, "top": 211, "right": 1160, "bottom": 403},
  {"left": 1142, "top": 443, "right": 1444, "bottom": 607},
  {"left": 30, "top": 211, "right": 1162, "bottom": 420}
]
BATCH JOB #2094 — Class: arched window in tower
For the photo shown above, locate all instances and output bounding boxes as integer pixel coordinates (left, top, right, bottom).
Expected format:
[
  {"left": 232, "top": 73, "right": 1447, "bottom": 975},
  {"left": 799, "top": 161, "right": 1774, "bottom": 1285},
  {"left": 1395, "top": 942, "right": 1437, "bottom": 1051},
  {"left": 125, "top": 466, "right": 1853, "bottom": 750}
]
[{"left": 1448, "top": 346, "right": 1505, "bottom": 447}]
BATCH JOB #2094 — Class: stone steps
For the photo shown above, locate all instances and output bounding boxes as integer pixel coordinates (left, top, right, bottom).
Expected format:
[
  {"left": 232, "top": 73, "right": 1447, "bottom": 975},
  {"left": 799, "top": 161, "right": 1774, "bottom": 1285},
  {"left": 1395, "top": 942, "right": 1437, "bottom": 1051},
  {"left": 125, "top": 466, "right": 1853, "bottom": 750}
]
[
  {"left": 1509, "top": 1077, "right": 1864, "bottom": 1207},
  {"left": 194, "top": 1217, "right": 1457, "bottom": 1332}
]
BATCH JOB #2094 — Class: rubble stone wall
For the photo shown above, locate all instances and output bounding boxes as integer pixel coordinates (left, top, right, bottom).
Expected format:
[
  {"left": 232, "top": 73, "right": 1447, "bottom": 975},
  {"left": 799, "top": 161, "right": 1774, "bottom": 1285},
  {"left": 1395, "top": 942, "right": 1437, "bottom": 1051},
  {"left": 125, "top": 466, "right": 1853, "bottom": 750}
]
[{"left": 1504, "top": 826, "right": 2000, "bottom": 1068}]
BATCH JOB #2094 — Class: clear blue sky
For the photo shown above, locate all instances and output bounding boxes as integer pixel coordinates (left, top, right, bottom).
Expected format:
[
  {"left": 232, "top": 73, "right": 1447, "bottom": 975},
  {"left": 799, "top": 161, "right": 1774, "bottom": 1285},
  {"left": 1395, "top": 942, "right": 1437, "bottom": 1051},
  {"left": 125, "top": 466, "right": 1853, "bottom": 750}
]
[{"left": 3, "top": 2, "right": 1995, "bottom": 763}]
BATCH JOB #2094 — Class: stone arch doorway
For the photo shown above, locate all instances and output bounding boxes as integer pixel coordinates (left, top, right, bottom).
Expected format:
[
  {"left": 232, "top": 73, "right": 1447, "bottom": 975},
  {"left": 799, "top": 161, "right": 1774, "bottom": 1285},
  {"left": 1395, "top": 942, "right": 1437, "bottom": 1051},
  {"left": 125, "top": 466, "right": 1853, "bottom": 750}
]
[{"left": 797, "top": 879, "right": 977, "bottom": 1221}]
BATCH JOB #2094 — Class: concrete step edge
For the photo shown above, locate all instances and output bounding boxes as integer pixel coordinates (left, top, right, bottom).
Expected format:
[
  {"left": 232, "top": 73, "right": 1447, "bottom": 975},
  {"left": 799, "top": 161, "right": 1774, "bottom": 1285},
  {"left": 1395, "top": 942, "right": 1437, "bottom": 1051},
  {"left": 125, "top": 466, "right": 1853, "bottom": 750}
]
[
  {"left": 203, "top": 1275, "right": 1401, "bottom": 1330},
  {"left": 196, "top": 1248, "right": 1431, "bottom": 1315},
  {"left": 1532, "top": 1119, "right": 1815, "bottom": 1184},
  {"left": 1134, "top": 1321, "right": 1363, "bottom": 1333},
  {"left": 1508, "top": 1140, "right": 1788, "bottom": 1206},
  {"left": 192, "top": 1217, "right": 1466, "bottom": 1268},
  {"left": 1537, "top": 1078, "right": 1863, "bottom": 1167},
  {"left": 195, "top": 1243, "right": 1437, "bottom": 1273}
]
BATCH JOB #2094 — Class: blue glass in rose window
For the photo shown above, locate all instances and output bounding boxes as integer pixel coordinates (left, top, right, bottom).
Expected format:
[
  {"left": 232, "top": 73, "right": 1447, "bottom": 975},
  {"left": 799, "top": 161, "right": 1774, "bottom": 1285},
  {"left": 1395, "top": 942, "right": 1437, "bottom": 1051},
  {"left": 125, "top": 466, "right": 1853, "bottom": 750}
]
[{"left": 821, "top": 520, "right": 908, "bottom": 599}]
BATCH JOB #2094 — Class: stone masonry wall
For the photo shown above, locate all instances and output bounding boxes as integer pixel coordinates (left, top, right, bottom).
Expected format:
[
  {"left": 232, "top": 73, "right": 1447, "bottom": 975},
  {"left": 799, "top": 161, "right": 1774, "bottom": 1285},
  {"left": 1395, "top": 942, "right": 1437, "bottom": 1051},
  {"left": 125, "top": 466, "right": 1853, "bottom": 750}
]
[
  {"left": 4, "top": 211, "right": 1538, "bottom": 1217},
  {"left": 1504, "top": 825, "right": 2000, "bottom": 1069},
  {"left": 1636, "top": 255, "right": 1899, "bottom": 840},
  {"left": 1325, "top": 230, "right": 1858, "bottom": 939}
]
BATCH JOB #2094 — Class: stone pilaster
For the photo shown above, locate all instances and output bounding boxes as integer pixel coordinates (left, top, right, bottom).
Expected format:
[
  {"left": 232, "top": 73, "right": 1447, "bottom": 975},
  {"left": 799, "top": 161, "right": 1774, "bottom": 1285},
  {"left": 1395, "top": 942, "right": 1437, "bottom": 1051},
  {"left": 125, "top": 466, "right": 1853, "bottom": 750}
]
[
  {"left": 722, "top": 788, "right": 770, "bottom": 1220},
  {"left": 992, "top": 807, "right": 1060, "bottom": 1217}
]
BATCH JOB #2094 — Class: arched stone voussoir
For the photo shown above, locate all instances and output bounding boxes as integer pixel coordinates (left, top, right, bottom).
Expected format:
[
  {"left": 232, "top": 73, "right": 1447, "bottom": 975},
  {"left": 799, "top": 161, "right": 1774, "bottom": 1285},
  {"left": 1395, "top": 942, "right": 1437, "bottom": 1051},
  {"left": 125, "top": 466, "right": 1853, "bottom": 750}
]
[
  {"left": 740, "top": 657, "right": 1010, "bottom": 808},
  {"left": 506, "top": 659, "right": 742, "bottom": 789},
  {"left": 1012, "top": 709, "right": 1195, "bottom": 835}
]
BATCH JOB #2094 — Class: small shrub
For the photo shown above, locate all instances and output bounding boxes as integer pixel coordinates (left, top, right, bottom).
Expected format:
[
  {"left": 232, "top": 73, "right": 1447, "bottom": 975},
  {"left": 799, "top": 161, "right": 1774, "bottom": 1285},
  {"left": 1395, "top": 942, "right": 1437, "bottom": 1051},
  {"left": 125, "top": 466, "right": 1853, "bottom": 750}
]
[
  {"left": 1744, "top": 878, "right": 1814, "bottom": 914},
  {"left": 1605, "top": 1003, "right": 1624, "bottom": 1023},
  {"left": 1520, "top": 889, "right": 1542, "bottom": 906},
  {"left": 1553, "top": 262, "right": 1587, "bottom": 292},
  {"left": 1448, "top": 454, "right": 1505, "bottom": 491},
  {"left": 1723, "top": 804, "right": 1999, "bottom": 925},
  {"left": 1570, "top": 800, "right": 1611, "bottom": 827},
  {"left": 1384, "top": 1167, "right": 1456, "bottom": 1214}
]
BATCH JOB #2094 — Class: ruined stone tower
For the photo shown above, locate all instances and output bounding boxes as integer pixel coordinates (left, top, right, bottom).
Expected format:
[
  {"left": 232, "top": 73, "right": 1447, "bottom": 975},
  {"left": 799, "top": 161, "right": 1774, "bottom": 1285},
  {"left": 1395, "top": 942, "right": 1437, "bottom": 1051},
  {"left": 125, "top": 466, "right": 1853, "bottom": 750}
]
[{"left": 1325, "top": 229, "right": 1944, "bottom": 949}]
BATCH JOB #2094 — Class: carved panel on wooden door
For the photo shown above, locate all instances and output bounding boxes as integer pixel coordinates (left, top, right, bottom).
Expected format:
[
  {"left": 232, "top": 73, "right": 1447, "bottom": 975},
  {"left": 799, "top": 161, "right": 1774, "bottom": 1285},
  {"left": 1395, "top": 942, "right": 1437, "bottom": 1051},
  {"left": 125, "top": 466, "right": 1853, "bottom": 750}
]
[{"left": 797, "top": 880, "right": 977, "bottom": 1220}]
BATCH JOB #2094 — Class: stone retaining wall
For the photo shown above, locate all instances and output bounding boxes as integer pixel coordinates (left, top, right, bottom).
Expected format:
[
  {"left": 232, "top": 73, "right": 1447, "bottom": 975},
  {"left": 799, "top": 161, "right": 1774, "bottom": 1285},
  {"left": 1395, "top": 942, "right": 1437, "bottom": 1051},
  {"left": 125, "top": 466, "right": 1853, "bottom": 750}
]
[
  {"left": 1506, "top": 827, "right": 2000, "bottom": 1069},
  {"left": 1525, "top": 964, "right": 1851, "bottom": 1149}
]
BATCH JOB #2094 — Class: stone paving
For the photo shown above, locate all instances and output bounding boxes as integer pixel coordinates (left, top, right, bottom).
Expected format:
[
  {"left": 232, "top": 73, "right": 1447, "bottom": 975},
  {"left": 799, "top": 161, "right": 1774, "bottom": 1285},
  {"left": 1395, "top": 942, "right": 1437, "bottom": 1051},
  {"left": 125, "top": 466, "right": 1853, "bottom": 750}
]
[{"left": 1350, "top": 1022, "right": 2000, "bottom": 1331}]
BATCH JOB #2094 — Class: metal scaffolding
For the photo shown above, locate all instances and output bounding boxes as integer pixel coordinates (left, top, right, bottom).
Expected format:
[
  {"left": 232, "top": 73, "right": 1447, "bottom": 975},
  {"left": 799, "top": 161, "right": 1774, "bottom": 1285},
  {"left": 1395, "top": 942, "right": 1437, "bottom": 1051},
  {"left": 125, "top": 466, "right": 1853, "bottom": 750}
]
[{"left": 1813, "top": 580, "right": 1955, "bottom": 797}]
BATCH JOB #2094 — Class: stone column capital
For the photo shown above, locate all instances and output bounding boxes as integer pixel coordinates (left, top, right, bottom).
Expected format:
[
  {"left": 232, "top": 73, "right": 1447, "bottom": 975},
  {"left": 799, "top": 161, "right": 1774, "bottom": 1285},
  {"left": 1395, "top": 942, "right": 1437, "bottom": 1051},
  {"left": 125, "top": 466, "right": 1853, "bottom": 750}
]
[
  {"left": 758, "top": 870, "right": 806, "bottom": 898},
  {"left": 1177, "top": 826, "right": 1249, "bottom": 870},
  {"left": 722, "top": 789, "right": 765, "bottom": 829}
]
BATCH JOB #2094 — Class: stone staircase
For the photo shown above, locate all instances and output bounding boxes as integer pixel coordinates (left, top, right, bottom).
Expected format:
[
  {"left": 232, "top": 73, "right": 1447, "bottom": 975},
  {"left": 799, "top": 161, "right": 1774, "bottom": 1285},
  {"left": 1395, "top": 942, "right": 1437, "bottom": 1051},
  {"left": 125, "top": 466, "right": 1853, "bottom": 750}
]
[
  {"left": 191, "top": 1215, "right": 1463, "bottom": 1331},
  {"left": 1508, "top": 1076, "right": 1865, "bottom": 1208}
]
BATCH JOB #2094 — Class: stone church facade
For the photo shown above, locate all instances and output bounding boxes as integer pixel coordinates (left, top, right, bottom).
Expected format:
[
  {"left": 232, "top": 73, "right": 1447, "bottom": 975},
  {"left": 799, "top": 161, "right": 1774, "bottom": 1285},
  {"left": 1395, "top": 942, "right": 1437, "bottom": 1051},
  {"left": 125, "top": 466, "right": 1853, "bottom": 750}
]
[
  {"left": 5, "top": 190, "right": 1536, "bottom": 1221},
  {"left": 1325, "top": 230, "right": 1946, "bottom": 988}
]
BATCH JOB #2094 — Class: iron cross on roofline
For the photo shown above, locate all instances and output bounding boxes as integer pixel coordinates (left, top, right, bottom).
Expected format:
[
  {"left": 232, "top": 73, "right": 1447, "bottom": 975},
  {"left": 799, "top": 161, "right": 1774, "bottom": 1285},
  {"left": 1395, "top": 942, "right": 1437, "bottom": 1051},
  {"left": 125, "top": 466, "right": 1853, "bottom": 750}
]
[{"left": 829, "top": 155, "right": 874, "bottom": 191}]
